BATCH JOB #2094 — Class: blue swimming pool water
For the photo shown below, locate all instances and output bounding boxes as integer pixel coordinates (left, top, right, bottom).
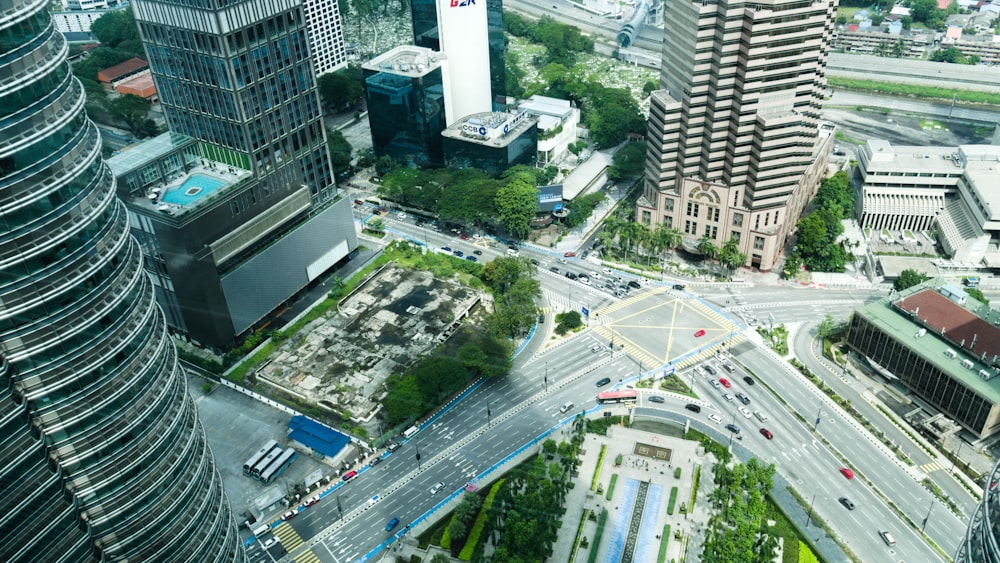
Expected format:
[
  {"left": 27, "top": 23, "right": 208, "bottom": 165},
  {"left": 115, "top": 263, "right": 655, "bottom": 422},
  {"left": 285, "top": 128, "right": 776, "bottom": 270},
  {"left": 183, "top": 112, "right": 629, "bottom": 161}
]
[{"left": 161, "top": 173, "right": 226, "bottom": 205}]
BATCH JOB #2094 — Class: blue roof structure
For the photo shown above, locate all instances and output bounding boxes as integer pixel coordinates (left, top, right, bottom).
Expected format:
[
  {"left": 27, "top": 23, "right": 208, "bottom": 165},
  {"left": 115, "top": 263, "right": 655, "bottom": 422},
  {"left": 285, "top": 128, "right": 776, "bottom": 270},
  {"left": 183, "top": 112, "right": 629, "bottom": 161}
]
[{"left": 287, "top": 415, "right": 350, "bottom": 458}]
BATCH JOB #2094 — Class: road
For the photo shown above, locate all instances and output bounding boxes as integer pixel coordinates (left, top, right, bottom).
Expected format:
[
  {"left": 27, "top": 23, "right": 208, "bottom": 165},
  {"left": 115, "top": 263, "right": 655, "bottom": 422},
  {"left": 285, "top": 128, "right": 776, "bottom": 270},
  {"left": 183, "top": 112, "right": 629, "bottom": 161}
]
[
  {"left": 246, "top": 214, "right": 965, "bottom": 562},
  {"left": 827, "top": 91, "right": 1000, "bottom": 123}
]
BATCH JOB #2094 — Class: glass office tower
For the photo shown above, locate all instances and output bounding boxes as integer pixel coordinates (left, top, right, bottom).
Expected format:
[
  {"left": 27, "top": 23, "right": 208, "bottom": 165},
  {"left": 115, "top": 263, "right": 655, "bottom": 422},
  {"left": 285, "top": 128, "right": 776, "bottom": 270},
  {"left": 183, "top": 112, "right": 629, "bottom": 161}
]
[{"left": 0, "top": 0, "right": 245, "bottom": 561}]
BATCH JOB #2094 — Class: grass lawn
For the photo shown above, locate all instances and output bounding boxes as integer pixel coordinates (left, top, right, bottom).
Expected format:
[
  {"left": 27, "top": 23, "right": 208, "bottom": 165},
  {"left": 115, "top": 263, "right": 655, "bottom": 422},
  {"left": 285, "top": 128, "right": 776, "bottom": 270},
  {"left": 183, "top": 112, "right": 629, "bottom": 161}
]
[{"left": 837, "top": 7, "right": 863, "bottom": 20}]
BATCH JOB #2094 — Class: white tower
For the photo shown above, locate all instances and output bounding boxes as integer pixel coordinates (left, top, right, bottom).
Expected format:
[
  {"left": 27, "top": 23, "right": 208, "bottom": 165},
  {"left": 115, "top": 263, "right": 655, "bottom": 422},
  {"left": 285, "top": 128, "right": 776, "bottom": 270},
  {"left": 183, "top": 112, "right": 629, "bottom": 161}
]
[{"left": 436, "top": 0, "right": 492, "bottom": 124}]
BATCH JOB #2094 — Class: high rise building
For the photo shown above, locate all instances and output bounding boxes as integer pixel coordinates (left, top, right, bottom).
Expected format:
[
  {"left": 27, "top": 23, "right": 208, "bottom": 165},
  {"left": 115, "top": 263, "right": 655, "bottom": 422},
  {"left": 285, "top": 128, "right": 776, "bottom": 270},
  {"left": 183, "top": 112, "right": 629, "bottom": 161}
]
[
  {"left": 303, "top": 0, "right": 348, "bottom": 77},
  {"left": 364, "top": 46, "right": 448, "bottom": 167},
  {"left": 0, "top": 1, "right": 245, "bottom": 560},
  {"left": 956, "top": 457, "right": 1000, "bottom": 562},
  {"left": 121, "top": 0, "right": 358, "bottom": 347},
  {"left": 637, "top": 0, "right": 837, "bottom": 271},
  {"left": 411, "top": 0, "right": 505, "bottom": 119}
]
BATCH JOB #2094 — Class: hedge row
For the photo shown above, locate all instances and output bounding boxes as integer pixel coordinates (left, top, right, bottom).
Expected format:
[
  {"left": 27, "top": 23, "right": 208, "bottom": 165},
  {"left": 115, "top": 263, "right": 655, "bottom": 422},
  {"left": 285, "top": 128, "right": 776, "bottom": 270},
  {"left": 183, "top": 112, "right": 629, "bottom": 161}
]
[
  {"left": 667, "top": 486, "right": 678, "bottom": 515},
  {"left": 606, "top": 473, "right": 618, "bottom": 501},
  {"left": 591, "top": 444, "right": 607, "bottom": 491},
  {"left": 458, "top": 479, "right": 505, "bottom": 560}
]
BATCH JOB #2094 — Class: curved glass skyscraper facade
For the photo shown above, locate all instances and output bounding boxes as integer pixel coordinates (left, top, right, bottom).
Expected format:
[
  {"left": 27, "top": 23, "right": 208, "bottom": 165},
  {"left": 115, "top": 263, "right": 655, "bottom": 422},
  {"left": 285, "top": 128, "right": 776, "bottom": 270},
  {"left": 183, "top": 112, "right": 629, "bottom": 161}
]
[
  {"left": 957, "top": 458, "right": 1000, "bottom": 563},
  {"left": 0, "top": 1, "right": 246, "bottom": 560}
]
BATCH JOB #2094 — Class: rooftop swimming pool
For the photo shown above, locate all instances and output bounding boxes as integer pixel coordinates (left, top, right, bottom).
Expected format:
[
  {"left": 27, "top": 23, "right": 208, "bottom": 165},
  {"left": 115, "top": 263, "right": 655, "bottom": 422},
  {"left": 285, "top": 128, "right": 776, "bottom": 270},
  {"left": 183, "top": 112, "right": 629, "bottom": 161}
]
[{"left": 161, "top": 173, "right": 227, "bottom": 205}]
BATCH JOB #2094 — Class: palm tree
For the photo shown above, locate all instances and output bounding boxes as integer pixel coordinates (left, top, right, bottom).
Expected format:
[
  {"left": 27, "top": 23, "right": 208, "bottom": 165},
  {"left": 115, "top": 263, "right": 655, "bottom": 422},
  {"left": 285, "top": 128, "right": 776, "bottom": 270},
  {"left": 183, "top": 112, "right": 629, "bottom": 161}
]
[{"left": 697, "top": 235, "right": 719, "bottom": 261}]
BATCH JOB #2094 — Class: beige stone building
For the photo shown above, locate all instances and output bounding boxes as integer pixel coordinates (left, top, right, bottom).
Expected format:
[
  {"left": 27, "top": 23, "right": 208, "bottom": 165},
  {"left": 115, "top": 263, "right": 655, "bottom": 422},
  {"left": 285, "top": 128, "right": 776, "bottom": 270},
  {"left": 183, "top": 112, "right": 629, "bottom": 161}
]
[{"left": 637, "top": 0, "right": 837, "bottom": 271}]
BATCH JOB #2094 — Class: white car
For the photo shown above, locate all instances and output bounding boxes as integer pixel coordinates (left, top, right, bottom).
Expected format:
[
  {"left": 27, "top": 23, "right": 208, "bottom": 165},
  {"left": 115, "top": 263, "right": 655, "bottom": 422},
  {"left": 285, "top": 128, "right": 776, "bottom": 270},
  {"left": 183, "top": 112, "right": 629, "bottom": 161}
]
[
  {"left": 396, "top": 211, "right": 406, "bottom": 219},
  {"left": 723, "top": 393, "right": 734, "bottom": 402},
  {"left": 590, "top": 271, "right": 602, "bottom": 280},
  {"left": 738, "top": 406, "right": 752, "bottom": 418},
  {"left": 262, "top": 538, "right": 279, "bottom": 549},
  {"left": 602, "top": 267, "right": 612, "bottom": 274},
  {"left": 708, "top": 414, "right": 723, "bottom": 424},
  {"left": 578, "top": 277, "right": 591, "bottom": 286},
  {"left": 710, "top": 380, "right": 721, "bottom": 389},
  {"left": 430, "top": 482, "right": 445, "bottom": 495}
]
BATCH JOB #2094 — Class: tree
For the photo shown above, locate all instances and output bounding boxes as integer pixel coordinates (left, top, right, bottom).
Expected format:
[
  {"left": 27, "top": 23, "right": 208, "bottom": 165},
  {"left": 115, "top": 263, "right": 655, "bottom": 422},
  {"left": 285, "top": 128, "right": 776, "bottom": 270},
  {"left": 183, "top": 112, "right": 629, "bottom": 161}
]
[
  {"left": 554, "top": 311, "right": 583, "bottom": 335},
  {"left": 108, "top": 94, "right": 151, "bottom": 135},
  {"left": 90, "top": 10, "right": 143, "bottom": 56},
  {"left": 326, "top": 129, "right": 353, "bottom": 175},
  {"left": 608, "top": 141, "right": 646, "bottom": 180},
  {"left": 697, "top": 236, "right": 719, "bottom": 260},
  {"left": 718, "top": 237, "right": 747, "bottom": 272},
  {"left": 966, "top": 287, "right": 989, "bottom": 305},
  {"left": 374, "top": 155, "right": 396, "bottom": 177},
  {"left": 494, "top": 174, "right": 539, "bottom": 240},
  {"left": 894, "top": 268, "right": 929, "bottom": 291},
  {"left": 318, "top": 66, "right": 364, "bottom": 111}
]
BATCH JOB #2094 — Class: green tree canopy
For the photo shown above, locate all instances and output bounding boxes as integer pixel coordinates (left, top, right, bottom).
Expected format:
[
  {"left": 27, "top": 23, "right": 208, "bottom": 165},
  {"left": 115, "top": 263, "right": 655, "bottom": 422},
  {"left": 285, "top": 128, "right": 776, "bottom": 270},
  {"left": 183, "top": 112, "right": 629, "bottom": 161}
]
[
  {"left": 608, "top": 141, "right": 646, "bottom": 180},
  {"left": 90, "top": 10, "right": 143, "bottom": 56},
  {"left": 108, "top": 94, "right": 151, "bottom": 136},
  {"left": 318, "top": 66, "right": 364, "bottom": 110},
  {"left": 894, "top": 269, "right": 929, "bottom": 291},
  {"left": 326, "top": 128, "right": 353, "bottom": 175},
  {"left": 495, "top": 173, "right": 539, "bottom": 240}
]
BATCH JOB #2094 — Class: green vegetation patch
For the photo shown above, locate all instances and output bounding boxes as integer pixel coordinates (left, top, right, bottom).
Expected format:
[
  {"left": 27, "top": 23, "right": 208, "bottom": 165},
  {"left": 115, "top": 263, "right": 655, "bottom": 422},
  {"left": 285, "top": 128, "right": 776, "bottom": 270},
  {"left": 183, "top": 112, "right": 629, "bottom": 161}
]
[
  {"left": 458, "top": 479, "right": 504, "bottom": 560},
  {"left": 657, "top": 525, "right": 671, "bottom": 563},
  {"left": 667, "top": 486, "right": 679, "bottom": 515},
  {"left": 587, "top": 509, "right": 609, "bottom": 563},
  {"left": 828, "top": 77, "right": 1000, "bottom": 106},
  {"left": 606, "top": 473, "right": 618, "bottom": 500}
]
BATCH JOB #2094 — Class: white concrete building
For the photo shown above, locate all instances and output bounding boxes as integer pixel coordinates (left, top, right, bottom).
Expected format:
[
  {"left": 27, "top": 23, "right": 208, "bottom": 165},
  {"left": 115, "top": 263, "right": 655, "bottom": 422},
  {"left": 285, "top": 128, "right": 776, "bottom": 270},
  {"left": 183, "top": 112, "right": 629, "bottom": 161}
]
[
  {"left": 303, "top": 0, "right": 348, "bottom": 76},
  {"left": 517, "top": 95, "right": 579, "bottom": 166}
]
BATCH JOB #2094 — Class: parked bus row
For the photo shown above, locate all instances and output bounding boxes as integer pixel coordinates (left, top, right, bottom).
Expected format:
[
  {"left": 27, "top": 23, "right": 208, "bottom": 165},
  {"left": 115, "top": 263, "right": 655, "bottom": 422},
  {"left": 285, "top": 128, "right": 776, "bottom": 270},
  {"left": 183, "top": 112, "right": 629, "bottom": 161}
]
[{"left": 241, "top": 440, "right": 298, "bottom": 484}]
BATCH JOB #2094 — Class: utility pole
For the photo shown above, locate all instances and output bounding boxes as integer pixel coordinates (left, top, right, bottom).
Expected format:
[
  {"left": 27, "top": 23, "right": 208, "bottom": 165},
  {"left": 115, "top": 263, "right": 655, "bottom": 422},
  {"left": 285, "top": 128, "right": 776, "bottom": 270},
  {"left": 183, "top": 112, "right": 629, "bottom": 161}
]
[
  {"left": 806, "top": 492, "right": 817, "bottom": 527},
  {"left": 921, "top": 501, "right": 934, "bottom": 532}
]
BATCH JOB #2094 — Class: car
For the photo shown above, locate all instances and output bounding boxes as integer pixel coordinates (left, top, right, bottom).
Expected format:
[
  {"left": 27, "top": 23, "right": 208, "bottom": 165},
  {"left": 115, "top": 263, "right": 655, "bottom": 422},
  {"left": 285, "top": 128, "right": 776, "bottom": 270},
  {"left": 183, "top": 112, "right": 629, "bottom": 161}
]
[
  {"left": 386, "top": 442, "right": 401, "bottom": 452},
  {"left": 628, "top": 280, "right": 641, "bottom": 289},
  {"left": 878, "top": 530, "right": 895, "bottom": 545},
  {"left": 725, "top": 423, "right": 740, "bottom": 434},
  {"left": 694, "top": 329, "right": 706, "bottom": 337},
  {"left": 386, "top": 517, "right": 400, "bottom": 532},
  {"left": 581, "top": 250, "right": 589, "bottom": 259},
  {"left": 596, "top": 377, "right": 611, "bottom": 387},
  {"left": 672, "top": 284, "right": 686, "bottom": 290},
  {"left": 738, "top": 406, "right": 752, "bottom": 418},
  {"left": 281, "top": 510, "right": 297, "bottom": 521},
  {"left": 578, "top": 276, "right": 591, "bottom": 286},
  {"left": 396, "top": 211, "right": 406, "bottom": 219},
  {"left": 371, "top": 209, "right": 382, "bottom": 215},
  {"left": 530, "top": 259, "right": 540, "bottom": 265},
  {"left": 558, "top": 257, "right": 568, "bottom": 264},
  {"left": 614, "top": 290, "right": 626, "bottom": 298},
  {"left": 369, "top": 456, "right": 382, "bottom": 467},
  {"left": 723, "top": 363, "right": 736, "bottom": 373},
  {"left": 591, "top": 344, "right": 604, "bottom": 353},
  {"left": 563, "top": 251, "right": 576, "bottom": 257},
  {"left": 565, "top": 272, "right": 578, "bottom": 280},
  {"left": 353, "top": 199, "right": 364, "bottom": 205},
  {"left": 559, "top": 401, "right": 574, "bottom": 413},
  {"left": 453, "top": 250, "right": 464, "bottom": 257},
  {"left": 759, "top": 428, "right": 774, "bottom": 440},
  {"left": 430, "top": 481, "right": 445, "bottom": 495},
  {"left": 708, "top": 414, "right": 723, "bottom": 424},
  {"left": 377, "top": 207, "right": 388, "bottom": 213},
  {"left": 695, "top": 365, "right": 706, "bottom": 375},
  {"left": 369, "top": 494, "right": 381, "bottom": 506},
  {"left": 710, "top": 380, "right": 721, "bottom": 389},
  {"left": 342, "top": 470, "right": 358, "bottom": 481},
  {"left": 441, "top": 246, "right": 452, "bottom": 253},
  {"left": 649, "top": 395, "right": 665, "bottom": 404},
  {"left": 723, "top": 393, "right": 734, "bottom": 402},
  {"left": 840, "top": 467, "right": 854, "bottom": 480},
  {"left": 590, "top": 271, "right": 602, "bottom": 279},
  {"left": 684, "top": 403, "right": 701, "bottom": 412},
  {"left": 473, "top": 250, "right": 483, "bottom": 255},
  {"left": 704, "top": 365, "right": 717, "bottom": 376},
  {"left": 838, "top": 497, "right": 855, "bottom": 510},
  {"left": 262, "top": 537, "right": 279, "bottom": 549},
  {"left": 304, "top": 496, "right": 320, "bottom": 507},
  {"left": 506, "top": 248, "right": 520, "bottom": 257},
  {"left": 472, "top": 234, "right": 481, "bottom": 239},
  {"left": 465, "top": 255, "right": 477, "bottom": 262},
  {"left": 550, "top": 266, "right": 560, "bottom": 273},
  {"left": 605, "top": 281, "right": 615, "bottom": 289},
  {"left": 460, "top": 234, "right": 471, "bottom": 240},
  {"left": 743, "top": 375, "right": 756, "bottom": 386},
  {"left": 602, "top": 267, "right": 612, "bottom": 274},
  {"left": 735, "top": 392, "right": 750, "bottom": 405},
  {"left": 719, "top": 378, "right": 731, "bottom": 388}
]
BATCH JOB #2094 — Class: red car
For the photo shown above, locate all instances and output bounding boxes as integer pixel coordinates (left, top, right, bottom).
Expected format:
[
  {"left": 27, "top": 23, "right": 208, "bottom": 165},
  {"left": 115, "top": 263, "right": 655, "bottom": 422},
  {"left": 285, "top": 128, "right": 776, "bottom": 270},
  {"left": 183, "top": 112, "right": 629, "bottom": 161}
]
[
  {"left": 342, "top": 470, "right": 358, "bottom": 481},
  {"left": 759, "top": 428, "right": 773, "bottom": 439},
  {"left": 563, "top": 251, "right": 576, "bottom": 257},
  {"left": 719, "top": 378, "right": 731, "bottom": 388},
  {"left": 694, "top": 329, "right": 706, "bottom": 337},
  {"left": 460, "top": 234, "right": 471, "bottom": 240},
  {"left": 840, "top": 467, "right": 854, "bottom": 480}
]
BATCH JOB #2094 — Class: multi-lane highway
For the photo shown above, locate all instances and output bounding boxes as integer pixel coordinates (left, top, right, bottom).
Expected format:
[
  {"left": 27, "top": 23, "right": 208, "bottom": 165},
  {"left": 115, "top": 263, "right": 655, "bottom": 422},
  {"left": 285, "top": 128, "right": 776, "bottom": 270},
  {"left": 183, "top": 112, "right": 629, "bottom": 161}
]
[{"left": 249, "top": 214, "right": 966, "bottom": 562}]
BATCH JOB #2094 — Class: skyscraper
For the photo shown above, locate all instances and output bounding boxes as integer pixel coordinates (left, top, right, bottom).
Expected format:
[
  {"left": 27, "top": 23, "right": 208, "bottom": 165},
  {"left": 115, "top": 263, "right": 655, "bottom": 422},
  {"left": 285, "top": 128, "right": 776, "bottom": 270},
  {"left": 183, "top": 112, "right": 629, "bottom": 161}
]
[
  {"left": 637, "top": 0, "right": 836, "bottom": 271},
  {"left": 0, "top": 0, "right": 245, "bottom": 560},
  {"left": 411, "top": 0, "right": 505, "bottom": 118},
  {"left": 119, "top": 0, "right": 358, "bottom": 347},
  {"left": 956, "top": 457, "right": 1000, "bottom": 562}
]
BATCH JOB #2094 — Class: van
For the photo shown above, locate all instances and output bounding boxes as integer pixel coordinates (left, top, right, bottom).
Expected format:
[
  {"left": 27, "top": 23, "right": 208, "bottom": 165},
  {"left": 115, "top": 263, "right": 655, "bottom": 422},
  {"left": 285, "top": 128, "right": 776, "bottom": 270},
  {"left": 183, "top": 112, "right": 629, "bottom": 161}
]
[
  {"left": 402, "top": 425, "right": 419, "bottom": 439},
  {"left": 878, "top": 530, "right": 896, "bottom": 546},
  {"left": 559, "top": 401, "right": 574, "bottom": 413},
  {"left": 251, "top": 523, "right": 270, "bottom": 537},
  {"left": 753, "top": 411, "right": 768, "bottom": 423}
]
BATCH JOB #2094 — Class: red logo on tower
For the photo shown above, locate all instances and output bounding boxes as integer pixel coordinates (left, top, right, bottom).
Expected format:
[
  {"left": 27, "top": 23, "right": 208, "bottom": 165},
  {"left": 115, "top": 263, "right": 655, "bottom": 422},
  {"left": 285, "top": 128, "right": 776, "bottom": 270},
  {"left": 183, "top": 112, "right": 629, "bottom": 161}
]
[{"left": 450, "top": 0, "right": 476, "bottom": 6}]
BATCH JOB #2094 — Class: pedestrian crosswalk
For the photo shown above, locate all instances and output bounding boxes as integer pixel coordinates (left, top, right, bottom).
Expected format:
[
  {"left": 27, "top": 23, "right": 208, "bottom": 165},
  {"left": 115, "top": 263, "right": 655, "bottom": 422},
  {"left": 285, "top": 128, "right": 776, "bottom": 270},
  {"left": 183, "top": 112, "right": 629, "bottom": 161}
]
[
  {"left": 272, "top": 522, "right": 311, "bottom": 556},
  {"left": 920, "top": 459, "right": 945, "bottom": 473}
]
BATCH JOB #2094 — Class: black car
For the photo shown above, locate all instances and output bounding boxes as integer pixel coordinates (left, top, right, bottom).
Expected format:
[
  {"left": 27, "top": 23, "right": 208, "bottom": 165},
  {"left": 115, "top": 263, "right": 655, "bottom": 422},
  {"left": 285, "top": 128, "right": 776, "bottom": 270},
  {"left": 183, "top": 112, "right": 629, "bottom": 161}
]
[
  {"left": 743, "top": 376, "right": 756, "bottom": 386},
  {"left": 838, "top": 497, "right": 856, "bottom": 510},
  {"left": 684, "top": 403, "right": 701, "bottom": 413},
  {"left": 530, "top": 259, "right": 540, "bottom": 265},
  {"left": 725, "top": 423, "right": 740, "bottom": 434},
  {"left": 565, "top": 272, "right": 578, "bottom": 280},
  {"left": 550, "top": 266, "right": 560, "bottom": 273},
  {"left": 370, "top": 456, "right": 383, "bottom": 467},
  {"left": 649, "top": 396, "right": 665, "bottom": 404},
  {"left": 581, "top": 250, "right": 589, "bottom": 259},
  {"left": 735, "top": 392, "right": 750, "bottom": 405},
  {"left": 672, "top": 284, "right": 686, "bottom": 290},
  {"left": 628, "top": 280, "right": 641, "bottom": 289},
  {"left": 704, "top": 365, "right": 717, "bottom": 376},
  {"left": 596, "top": 377, "right": 611, "bottom": 387},
  {"left": 473, "top": 250, "right": 483, "bottom": 255}
]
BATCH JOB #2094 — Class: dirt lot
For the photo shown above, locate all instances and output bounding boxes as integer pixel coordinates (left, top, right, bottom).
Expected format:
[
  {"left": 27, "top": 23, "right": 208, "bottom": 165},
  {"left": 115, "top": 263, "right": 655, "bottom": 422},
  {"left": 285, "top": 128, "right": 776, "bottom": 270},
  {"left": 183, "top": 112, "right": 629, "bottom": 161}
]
[
  {"left": 822, "top": 108, "right": 995, "bottom": 156},
  {"left": 256, "top": 264, "right": 481, "bottom": 432}
]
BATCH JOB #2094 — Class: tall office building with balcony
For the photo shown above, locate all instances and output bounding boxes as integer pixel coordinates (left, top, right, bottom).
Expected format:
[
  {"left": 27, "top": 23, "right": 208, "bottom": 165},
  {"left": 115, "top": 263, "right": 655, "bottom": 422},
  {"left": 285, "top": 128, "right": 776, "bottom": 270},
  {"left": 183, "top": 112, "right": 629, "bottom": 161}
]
[
  {"left": 637, "top": 0, "right": 837, "bottom": 271},
  {"left": 0, "top": 1, "right": 245, "bottom": 561},
  {"left": 119, "top": 0, "right": 358, "bottom": 347}
]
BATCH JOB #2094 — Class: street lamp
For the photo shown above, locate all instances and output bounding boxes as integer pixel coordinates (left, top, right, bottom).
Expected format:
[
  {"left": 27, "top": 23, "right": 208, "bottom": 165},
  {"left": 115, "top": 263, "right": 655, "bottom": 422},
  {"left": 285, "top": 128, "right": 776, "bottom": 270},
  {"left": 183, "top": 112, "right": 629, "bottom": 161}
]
[
  {"left": 921, "top": 501, "right": 934, "bottom": 532},
  {"left": 486, "top": 400, "right": 492, "bottom": 426},
  {"left": 415, "top": 439, "right": 422, "bottom": 470},
  {"left": 544, "top": 363, "right": 549, "bottom": 392},
  {"left": 806, "top": 492, "right": 817, "bottom": 527},
  {"left": 951, "top": 439, "right": 965, "bottom": 474}
]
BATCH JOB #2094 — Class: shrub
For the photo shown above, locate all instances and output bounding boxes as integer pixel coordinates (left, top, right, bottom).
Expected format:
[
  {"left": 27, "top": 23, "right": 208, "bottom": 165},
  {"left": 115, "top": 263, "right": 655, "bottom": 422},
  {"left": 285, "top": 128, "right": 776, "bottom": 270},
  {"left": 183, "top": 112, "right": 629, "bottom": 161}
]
[
  {"left": 667, "top": 487, "right": 678, "bottom": 515},
  {"left": 457, "top": 479, "right": 504, "bottom": 560},
  {"left": 606, "top": 474, "right": 618, "bottom": 500},
  {"left": 674, "top": 467, "right": 681, "bottom": 479},
  {"left": 591, "top": 444, "right": 607, "bottom": 491}
]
